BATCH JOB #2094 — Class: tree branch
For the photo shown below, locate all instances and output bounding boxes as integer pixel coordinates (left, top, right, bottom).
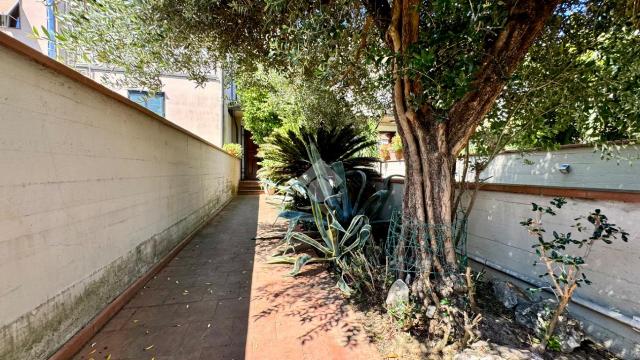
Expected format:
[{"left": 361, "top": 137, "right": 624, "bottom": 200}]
[
  {"left": 448, "top": 0, "right": 562, "bottom": 155},
  {"left": 361, "top": 0, "right": 392, "bottom": 34}
]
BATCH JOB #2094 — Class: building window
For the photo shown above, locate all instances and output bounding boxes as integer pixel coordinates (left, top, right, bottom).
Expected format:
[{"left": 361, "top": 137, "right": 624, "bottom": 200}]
[
  {"left": 128, "top": 90, "right": 165, "bottom": 117},
  {"left": 46, "top": 0, "right": 56, "bottom": 58},
  {"left": 0, "top": 3, "right": 20, "bottom": 29}
]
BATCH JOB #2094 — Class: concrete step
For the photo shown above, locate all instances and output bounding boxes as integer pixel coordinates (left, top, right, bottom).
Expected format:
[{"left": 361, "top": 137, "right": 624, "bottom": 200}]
[
  {"left": 238, "top": 189, "right": 263, "bottom": 195},
  {"left": 238, "top": 181, "right": 262, "bottom": 190},
  {"left": 238, "top": 180, "right": 263, "bottom": 195},
  {"left": 239, "top": 180, "right": 260, "bottom": 185}
]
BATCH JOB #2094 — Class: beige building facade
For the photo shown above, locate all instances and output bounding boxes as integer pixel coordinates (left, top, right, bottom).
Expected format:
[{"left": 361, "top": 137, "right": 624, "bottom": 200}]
[{"left": 0, "top": 0, "right": 241, "bottom": 148}]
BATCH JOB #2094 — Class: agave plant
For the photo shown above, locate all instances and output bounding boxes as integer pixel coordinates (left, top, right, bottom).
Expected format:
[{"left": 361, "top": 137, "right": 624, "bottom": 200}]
[
  {"left": 270, "top": 142, "right": 400, "bottom": 294},
  {"left": 277, "top": 140, "right": 401, "bottom": 238},
  {"left": 269, "top": 196, "right": 372, "bottom": 292}
]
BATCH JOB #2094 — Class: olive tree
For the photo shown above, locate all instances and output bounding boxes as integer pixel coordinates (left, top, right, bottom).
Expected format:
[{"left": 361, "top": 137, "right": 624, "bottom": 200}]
[{"left": 54, "top": 0, "right": 639, "bottom": 302}]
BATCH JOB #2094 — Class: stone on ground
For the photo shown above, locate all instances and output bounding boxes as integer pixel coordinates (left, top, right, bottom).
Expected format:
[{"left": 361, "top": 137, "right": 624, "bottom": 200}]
[
  {"left": 514, "top": 299, "right": 584, "bottom": 353},
  {"left": 453, "top": 341, "right": 543, "bottom": 360},
  {"left": 492, "top": 280, "right": 529, "bottom": 309},
  {"left": 386, "top": 279, "right": 410, "bottom": 308}
]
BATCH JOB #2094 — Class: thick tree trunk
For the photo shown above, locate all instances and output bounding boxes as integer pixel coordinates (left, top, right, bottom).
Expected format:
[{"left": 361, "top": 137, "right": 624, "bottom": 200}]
[
  {"left": 388, "top": 0, "right": 460, "bottom": 281},
  {"left": 397, "top": 108, "right": 457, "bottom": 265},
  {"left": 377, "top": 0, "right": 561, "bottom": 299}
]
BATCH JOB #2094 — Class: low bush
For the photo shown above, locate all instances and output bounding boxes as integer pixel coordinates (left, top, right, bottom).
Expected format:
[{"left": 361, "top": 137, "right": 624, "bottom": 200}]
[
  {"left": 520, "top": 197, "right": 629, "bottom": 350},
  {"left": 222, "top": 143, "right": 242, "bottom": 158}
]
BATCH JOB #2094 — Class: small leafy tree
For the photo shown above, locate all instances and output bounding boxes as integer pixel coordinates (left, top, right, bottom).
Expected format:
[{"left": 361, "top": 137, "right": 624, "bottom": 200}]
[
  {"left": 235, "top": 71, "right": 294, "bottom": 144},
  {"left": 520, "top": 198, "right": 629, "bottom": 350},
  {"left": 236, "top": 69, "right": 371, "bottom": 144},
  {"left": 390, "top": 134, "right": 403, "bottom": 153}
]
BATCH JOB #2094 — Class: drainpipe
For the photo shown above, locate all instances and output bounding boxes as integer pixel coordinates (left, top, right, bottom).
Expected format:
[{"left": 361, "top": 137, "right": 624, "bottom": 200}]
[{"left": 467, "top": 253, "right": 640, "bottom": 331}]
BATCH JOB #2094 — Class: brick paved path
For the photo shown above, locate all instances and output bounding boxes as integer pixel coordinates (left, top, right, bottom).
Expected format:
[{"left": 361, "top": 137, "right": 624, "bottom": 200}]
[{"left": 72, "top": 195, "right": 379, "bottom": 360}]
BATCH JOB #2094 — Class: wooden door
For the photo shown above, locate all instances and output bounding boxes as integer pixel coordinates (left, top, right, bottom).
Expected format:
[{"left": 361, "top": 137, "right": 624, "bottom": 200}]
[{"left": 243, "top": 130, "right": 259, "bottom": 179}]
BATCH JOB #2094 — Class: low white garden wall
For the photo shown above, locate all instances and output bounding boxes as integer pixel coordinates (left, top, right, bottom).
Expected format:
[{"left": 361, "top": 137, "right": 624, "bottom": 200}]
[
  {"left": 0, "top": 36, "right": 240, "bottom": 359},
  {"left": 380, "top": 148, "right": 640, "bottom": 358}
]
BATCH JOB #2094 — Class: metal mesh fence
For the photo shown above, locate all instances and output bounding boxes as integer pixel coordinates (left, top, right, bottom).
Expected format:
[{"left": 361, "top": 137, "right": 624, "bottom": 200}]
[{"left": 385, "top": 209, "right": 467, "bottom": 276}]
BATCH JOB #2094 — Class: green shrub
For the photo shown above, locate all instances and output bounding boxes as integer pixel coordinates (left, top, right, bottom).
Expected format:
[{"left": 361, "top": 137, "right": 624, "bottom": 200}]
[
  {"left": 390, "top": 134, "right": 403, "bottom": 152},
  {"left": 222, "top": 143, "right": 242, "bottom": 158},
  {"left": 520, "top": 198, "right": 629, "bottom": 350}
]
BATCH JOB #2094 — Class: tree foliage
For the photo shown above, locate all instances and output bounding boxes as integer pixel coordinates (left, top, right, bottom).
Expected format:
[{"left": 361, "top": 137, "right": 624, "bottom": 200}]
[
  {"left": 473, "top": 1, "right": 640, "bottom": 156},
  {"left": 235, "top": 69, "right": 301, "bottom": 144},
  {"left": 55, "top": 0, "right": 639, "bottom": 148},
  {"left": 55, "top": 0, "right": 639, "bottom": 156},
  {"left": 235, "top": 66, "right": 379, "bottom": 144}
]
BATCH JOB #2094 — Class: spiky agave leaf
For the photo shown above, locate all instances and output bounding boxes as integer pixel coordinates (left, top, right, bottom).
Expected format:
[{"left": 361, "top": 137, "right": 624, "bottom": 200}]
[
  {"left": 337, "top": 273, "right": 353, "bottom": 297},
  {"left": 287, "top": 231, "right": 331, "bottom": 256},
  {"left": 288, "top": 254, "right": 330, "bottom": 276}
]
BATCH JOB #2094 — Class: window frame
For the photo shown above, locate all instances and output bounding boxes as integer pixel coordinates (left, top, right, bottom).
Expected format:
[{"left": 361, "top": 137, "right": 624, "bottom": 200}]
[
  {"left": 127, "top": 90, "right": 166, "bottom": 118},
  {"left": 5, "top": 2, "right": 21, "bottom": 29}
]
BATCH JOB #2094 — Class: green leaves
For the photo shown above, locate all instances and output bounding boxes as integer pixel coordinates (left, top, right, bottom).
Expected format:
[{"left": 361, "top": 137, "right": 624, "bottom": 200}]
[
  {"left": 290, "top": 254, "right": 313, "bottom": 276},
  {"left": 523, "top": 198, "right": 630, "bottom": 298},
  {"left": 270, "top": 148, "right": 382, "bottom": 294},
  {"left": 258, "top": 124, "right": 378, "bottom": 185}
]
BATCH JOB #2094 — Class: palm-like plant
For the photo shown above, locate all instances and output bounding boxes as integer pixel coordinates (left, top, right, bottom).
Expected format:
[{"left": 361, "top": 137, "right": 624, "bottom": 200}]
[
  {"left": 270, "top": 142, "right": 400, "bottom": 294},
  {"left": 277, "top": 141, "right": 400, "bottom": 237},
  {"left": 257, "top": 124, "right": 379, "bottom": 184}
]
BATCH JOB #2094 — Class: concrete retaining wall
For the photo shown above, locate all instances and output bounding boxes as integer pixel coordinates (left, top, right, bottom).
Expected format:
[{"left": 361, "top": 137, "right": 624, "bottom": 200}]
[
  {"left": 461, "top": 146, "right": 640, "bottom": 190},
  {"left": 380, "top": 165, "right": 640, "bottom": 358},
  {"left": 0, "top": 37, "right": 240, "bottom": 359},
  {"left": 465, "top": 191, "right": 640, "bottom": 358}
]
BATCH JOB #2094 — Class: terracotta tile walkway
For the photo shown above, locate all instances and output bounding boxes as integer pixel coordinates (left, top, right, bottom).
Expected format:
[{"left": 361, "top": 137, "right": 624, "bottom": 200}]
[{"left": 72, "top": 195, "right": 379, "bottom": 360}]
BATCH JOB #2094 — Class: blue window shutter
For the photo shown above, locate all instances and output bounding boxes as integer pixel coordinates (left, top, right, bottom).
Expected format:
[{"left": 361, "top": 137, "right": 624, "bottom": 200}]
[
  {"left": 128, "top": 90, "right": 165, "bottom": 117},
  {"left": 46, "top": 0, "right": 56, "bottom": 58},
  {"left": 146, "top": 94, "right": 165, "bottom": 117}
]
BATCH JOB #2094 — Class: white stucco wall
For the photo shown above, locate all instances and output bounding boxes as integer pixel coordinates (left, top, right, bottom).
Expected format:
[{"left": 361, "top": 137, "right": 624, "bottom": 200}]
[
  {"left": 378, "top": 160, "right": 405, "bottom": 178},
  {"left": 380, "top": 146, "right": 640, "bottom": 191},
  {"left": 0, "top": 39, "right": 240, "bottom": 359}
]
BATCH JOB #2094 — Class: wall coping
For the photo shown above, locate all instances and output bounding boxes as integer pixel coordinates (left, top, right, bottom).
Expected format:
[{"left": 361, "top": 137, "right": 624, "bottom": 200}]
[
  {"left": 496, "top": 140, "right": 636, "bottom": 155},
  {"left": 0, "top": 32, "right": 238, "bottom": 161},
  {"left": 384, "top": 178, "right": 640, "bottom": 203}
]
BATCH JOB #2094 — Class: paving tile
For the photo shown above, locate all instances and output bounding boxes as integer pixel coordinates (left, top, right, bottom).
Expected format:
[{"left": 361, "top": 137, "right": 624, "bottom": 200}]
[
  {"left": 100, "top": 308, "right": 137, "bottom": 332},
  {"left": 124, "top": 288, "right": 170, "bottom": 308},
  {"left": 199, "top": 344, "right": 245, "bottom": 360},
  {"left": 122, "top": 324, "right": 189, "bottom": 358},
  {"left": 163, "top": 287, "right": 206, "bottom": 304},
  {"left": 71, "top": 196, "right": 379, "bottom": 360}
]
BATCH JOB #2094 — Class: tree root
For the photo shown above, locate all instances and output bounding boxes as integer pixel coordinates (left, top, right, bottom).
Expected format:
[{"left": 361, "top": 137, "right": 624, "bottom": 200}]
[
  {"left": 465, "top": 266, "right": 479, "bottom": 312},
  {"left": 462, "top": 312, "right": 482, "bottom": 347}
]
